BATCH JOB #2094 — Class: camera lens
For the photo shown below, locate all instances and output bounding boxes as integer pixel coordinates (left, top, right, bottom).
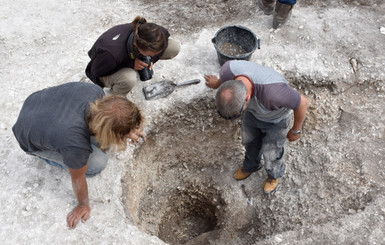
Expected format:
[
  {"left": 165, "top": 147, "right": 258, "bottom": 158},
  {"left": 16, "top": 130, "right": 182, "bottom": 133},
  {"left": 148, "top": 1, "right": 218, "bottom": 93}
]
[{"left": 139, "top": 56, "right": 153, "bottom": 81}]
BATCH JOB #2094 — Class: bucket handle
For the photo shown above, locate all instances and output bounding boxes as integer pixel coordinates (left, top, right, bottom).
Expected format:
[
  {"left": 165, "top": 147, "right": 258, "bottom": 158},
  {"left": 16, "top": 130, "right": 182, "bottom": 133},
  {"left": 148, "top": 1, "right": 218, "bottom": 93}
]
[{"left": 211, "top": 37, "right": 216, "bottom": 44}]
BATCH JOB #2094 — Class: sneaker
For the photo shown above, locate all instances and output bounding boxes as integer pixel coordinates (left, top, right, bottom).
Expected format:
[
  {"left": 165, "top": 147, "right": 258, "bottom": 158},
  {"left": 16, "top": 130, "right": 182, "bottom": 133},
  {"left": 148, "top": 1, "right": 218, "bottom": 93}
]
[
  {"left": 234, "top": 165, "right": 263, "bottom": 180},
  {"left": 263, "top": 177, "right": 280, "bottom": 194}
]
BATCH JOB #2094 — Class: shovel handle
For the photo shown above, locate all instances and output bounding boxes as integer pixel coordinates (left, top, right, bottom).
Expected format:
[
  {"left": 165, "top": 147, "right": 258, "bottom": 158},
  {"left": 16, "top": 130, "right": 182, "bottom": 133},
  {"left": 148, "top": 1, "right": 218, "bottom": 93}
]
[{"left": 175, "top": 79, "right": 200, "bottom": 87}]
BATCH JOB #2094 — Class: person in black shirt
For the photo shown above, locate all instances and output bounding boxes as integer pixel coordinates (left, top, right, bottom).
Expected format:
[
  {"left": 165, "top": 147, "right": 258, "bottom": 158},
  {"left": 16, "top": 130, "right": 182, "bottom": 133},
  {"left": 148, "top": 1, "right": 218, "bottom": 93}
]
[{"left": 86, "top": 16, "right": 180, "bottom": 94}]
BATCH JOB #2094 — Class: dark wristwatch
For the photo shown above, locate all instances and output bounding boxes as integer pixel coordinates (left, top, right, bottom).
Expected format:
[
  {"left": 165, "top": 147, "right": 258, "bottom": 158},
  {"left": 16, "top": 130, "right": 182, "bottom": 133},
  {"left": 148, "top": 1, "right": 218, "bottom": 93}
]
[{"left": 290, "top": 129, "right": 302, "bottom": 135}]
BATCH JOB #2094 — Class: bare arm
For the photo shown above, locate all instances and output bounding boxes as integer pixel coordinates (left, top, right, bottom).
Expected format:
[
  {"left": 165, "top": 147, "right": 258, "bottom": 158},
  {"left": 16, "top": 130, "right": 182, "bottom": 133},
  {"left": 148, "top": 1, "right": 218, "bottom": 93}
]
[
  {"left": 287, "top": 94, "right": 308, "bottom": 142},
  {"left": 67, "top": 165, "right": 90, "bottom": 229}
]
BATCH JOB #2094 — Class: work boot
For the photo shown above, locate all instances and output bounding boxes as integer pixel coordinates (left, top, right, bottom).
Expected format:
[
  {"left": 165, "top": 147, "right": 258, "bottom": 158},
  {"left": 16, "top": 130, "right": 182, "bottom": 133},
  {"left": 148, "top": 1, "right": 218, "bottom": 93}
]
[
  {"left": 263, "top": 177, "right": 280, "bottom": 193},
  {"left": 234, "top": 166, "right": 252, "bottom": 180},
  {"left": 234, "top": 165, "right": 263, "bottom": 180},
  {"left": 273, "top": 1, "right": 294, "bottom": 29},
  {"left": 257, "top": 0, "right": 275, "bottom": 15}
]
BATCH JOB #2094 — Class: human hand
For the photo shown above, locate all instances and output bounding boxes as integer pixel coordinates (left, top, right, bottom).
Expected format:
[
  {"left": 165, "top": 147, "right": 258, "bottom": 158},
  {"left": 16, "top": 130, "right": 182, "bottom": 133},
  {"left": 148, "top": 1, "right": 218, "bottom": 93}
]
[
  {"left": 127, "top": 128, "right": 147, "bottom": 144},
  {"left": 134, "top": 58, "right": 150, "bottom": 71},
  {"left": 67, "top": 204, "right": 91, "bottom": 229},
  {"left": 204, "top": 75, "right": 222, "bottom": 89},
  {"left": 286, "top": 130, "right": 302, "bottom": 142}
]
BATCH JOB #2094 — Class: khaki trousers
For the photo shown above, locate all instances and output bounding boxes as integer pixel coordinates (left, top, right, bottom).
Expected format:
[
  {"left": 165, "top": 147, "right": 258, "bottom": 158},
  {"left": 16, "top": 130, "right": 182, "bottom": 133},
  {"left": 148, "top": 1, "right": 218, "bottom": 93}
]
[{"left": 100, "top": 39, "right": 181, "bottom": 94}]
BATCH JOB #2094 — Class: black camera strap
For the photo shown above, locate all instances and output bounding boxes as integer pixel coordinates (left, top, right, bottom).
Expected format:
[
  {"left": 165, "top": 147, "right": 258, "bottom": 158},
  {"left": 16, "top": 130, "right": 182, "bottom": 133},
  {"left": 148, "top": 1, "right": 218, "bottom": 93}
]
[{"left": 126, "top": 32, "right": 135, "bottom": 61}]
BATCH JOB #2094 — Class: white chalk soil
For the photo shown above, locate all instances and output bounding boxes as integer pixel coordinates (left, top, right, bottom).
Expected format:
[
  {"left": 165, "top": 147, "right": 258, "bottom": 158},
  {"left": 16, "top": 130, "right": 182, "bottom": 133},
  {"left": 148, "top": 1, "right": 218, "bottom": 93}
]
[{"left": 1, "top": 0, "right": 385, "bottom": 244}]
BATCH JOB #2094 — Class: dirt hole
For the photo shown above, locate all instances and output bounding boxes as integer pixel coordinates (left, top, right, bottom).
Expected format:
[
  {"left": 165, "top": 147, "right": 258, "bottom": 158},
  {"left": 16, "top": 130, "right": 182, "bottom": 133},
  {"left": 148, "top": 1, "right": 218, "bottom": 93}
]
[
  {"left": 122, "top": 91, "right": 377, "bottom": 244},
  {"left": 157, "top": 185, "right": 223, "bottom": 244},
  {"left": 122, "top": 97, "right": 243, "bottom": 244}
]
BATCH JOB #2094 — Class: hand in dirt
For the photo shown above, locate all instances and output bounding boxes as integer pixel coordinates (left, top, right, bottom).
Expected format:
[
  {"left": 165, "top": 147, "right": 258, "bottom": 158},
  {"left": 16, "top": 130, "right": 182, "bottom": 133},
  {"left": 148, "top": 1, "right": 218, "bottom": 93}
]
[
  {"left": 204, "top": 75, "right": 222, "bottom": 89},
  {"left": 134, "top": 58, "right": 153, "bottom": 71},
  {"left": 127, "top": 128, "right": 147, "bottom": 144},
  {"left": 67, "top": 204, "right": 90, "bottom": 229}
]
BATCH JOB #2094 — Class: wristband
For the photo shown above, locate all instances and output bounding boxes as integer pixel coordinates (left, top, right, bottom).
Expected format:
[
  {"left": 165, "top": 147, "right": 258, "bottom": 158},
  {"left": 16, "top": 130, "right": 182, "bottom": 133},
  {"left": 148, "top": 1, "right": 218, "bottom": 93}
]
[{"left": 290, "top": 129, "right": 302, "bottom": 135}]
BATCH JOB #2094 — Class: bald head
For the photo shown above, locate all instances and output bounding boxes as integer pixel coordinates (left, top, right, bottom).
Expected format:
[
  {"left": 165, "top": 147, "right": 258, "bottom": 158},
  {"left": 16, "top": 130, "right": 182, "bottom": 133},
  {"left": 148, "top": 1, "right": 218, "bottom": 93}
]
[{"left": 215, "top": 80, "right": 247, "bottom": 119}]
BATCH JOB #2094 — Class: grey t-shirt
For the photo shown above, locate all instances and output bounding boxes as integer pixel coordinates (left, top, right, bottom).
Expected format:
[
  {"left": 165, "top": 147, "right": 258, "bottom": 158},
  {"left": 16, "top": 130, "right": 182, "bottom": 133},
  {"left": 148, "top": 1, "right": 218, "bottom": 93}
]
[
  {"left": 12, "top": 82, "right": 104, "bottom": 169},
  {"left": 220, "top": 60, "right": 301, "bottom": 123}
]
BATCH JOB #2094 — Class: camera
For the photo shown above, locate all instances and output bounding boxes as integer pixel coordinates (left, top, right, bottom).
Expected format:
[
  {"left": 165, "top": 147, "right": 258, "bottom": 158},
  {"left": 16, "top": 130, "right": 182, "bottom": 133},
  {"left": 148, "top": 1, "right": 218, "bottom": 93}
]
[{"left": 139, "top": 56, "right": 153, "bottom": 81}]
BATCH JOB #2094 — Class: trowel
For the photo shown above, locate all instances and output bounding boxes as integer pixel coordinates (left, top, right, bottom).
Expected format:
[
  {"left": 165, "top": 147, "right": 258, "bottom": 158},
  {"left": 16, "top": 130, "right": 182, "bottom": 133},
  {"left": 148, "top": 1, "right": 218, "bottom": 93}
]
[{"left": 143, "top": 79, "right": 200, "bottom": 100}]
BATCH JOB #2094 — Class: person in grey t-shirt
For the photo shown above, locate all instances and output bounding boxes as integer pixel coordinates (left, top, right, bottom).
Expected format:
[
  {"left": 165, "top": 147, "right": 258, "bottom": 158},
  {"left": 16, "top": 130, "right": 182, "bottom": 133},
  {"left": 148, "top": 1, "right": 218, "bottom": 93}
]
[
  {"left": 12, "top": 82, "right": 146, "bottom": 229},
  {"left": 205, "top": 60, "right": 308, "bottom": 194}
]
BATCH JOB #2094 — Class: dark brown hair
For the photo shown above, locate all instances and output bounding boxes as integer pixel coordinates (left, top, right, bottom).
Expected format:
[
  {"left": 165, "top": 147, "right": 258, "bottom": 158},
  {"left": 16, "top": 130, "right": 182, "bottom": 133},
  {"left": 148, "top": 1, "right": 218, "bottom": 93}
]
[{"left": 131, "top": 16, "right": 167, "bottom": 52}]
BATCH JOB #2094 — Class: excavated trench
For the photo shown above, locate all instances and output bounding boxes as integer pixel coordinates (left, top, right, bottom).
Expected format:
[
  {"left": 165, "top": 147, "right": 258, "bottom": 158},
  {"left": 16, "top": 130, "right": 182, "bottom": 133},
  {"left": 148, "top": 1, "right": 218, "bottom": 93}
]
[{"left": 122, "top": 85, "right": 380, "bottom": 244}]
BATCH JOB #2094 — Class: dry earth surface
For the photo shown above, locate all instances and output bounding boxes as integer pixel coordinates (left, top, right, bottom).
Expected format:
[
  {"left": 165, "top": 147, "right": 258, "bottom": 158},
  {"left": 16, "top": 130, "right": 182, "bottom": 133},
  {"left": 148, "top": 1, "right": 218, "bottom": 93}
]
[{"left": 1, "top": 0, "right": 385, "bottom": 244}]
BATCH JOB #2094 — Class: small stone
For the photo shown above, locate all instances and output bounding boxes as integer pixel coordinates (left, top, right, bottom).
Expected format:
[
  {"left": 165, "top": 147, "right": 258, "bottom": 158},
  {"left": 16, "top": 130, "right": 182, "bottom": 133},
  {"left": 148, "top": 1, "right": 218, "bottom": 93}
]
[
  {"left": 380, "top": 27, "right": 385, "bottom": 35},
  {"left": 275, "top": 234, "right": 283, "bottom": 243}
]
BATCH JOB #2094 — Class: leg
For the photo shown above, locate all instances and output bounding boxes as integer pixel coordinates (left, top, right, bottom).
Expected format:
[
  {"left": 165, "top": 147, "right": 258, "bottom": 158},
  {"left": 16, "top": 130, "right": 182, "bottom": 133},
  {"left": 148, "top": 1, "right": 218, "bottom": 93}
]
[
  {"left": 241, "top": 111, "right": 265, "bottom": 172},
  {"left": 100, "top": 68, "right": 138, "bottom": 95},
  {"left": 31, "top": 150, "right": 68, "bottom": 170},
  {"left": 273, "top": 0, "right": 296, "bottom": 29},
  {"left": 160, "top": 39, "right": 181, "bottom": 60},
  {"left": 277, "top": 0, "right": 297, "bottom": 4},
  {"left": 262, "top": 115, "right": 292, "bottom": 179},
  {"left": 261, "top": 115, "right": 292, "bottom": 193},
  {"left": 31, "top": 137, "right": 108, "bottom": 176},
  {"left": 258, "top": 0, "right": 276, "bottom": 15},
  {"left": 85, "top": 137, "right": 108, "bottom": 176}
]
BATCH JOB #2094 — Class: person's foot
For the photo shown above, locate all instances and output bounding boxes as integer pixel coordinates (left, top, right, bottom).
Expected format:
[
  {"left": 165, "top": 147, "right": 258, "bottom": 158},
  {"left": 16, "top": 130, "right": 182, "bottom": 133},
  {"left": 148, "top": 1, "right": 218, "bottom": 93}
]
[
  {"left": 263, "top": 177, "right": 280, "bottom": 194},
  {"left": 234, "top": 165, "right": 262, "bottom": 180},
  {"left": 234, "top": 166, "right": 252, "bottom": 180}
]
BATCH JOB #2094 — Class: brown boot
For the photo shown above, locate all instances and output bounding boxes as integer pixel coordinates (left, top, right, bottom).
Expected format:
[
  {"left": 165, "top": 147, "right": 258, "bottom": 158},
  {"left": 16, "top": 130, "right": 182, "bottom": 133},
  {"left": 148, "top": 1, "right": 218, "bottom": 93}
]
[
  {"left": 263, "top": 177, "right": 280, "bottom": 193},
  {"left": 258, "top": 0, "right": 276, "bottom": 15},
  {"left": 273, "top": 1, "right": 294, "bottom": 29},
  {"left": 234, "top": 166, "right": 252, "bottom": 180}
]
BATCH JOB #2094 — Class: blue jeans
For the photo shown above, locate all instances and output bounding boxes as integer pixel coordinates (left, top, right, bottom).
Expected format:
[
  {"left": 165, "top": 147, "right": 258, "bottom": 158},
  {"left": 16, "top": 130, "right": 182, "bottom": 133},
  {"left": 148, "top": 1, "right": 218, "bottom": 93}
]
[
  {"left": 31, "top": 137, "right": 108, "bottom": 176},
  {"left": 278, "top": 0, "right": 297, "bottom": 5},
  {"left": 241, "top": 110, "right": 292, "bottom": 179}
]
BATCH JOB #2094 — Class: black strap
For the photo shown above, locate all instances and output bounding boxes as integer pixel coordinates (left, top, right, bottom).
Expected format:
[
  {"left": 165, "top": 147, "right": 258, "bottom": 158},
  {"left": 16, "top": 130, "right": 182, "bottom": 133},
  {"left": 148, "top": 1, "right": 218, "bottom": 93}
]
[{"left": 126, "top": 32, "right": 135, "bottom": 61}]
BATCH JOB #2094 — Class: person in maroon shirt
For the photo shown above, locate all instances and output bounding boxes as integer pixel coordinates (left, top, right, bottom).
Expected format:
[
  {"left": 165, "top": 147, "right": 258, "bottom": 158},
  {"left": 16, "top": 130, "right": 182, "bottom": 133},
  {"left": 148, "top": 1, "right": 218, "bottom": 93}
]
[{"left": 86, "top": 16, "right": 180, "bottom": 94}]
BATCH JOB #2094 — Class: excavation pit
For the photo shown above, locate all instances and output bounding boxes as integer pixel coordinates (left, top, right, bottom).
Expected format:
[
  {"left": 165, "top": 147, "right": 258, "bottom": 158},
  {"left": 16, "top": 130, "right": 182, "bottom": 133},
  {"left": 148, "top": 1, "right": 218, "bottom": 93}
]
[
  {"left": 122, "top": 92, "right": 378, "bottom": 244},
  {"left": 157, "top": 185, "right": 223, "bottom": 244}
]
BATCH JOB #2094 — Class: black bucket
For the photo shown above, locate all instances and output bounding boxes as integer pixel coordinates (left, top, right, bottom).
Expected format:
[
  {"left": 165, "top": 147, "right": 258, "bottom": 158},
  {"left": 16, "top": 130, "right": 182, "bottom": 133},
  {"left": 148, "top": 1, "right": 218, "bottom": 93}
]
[{"left": 212, "top": 25, "right": 260, "bottom": 66}]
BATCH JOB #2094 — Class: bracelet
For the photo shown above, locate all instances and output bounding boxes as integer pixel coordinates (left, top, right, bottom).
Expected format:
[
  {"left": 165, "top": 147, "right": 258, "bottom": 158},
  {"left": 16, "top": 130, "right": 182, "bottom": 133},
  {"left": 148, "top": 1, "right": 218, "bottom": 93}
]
[{"left": 290, "top": 129, "right": 302, "bottom": 135}]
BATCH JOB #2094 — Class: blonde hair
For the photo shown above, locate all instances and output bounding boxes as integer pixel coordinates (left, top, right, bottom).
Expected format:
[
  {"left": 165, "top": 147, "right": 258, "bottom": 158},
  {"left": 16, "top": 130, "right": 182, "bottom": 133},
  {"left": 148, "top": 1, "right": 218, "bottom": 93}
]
[
  {"left": 88, "top": 95, "right": 143, "bottom": 151},
  {"left": 131, "top": 16, "right": 167, "bottom": 52}
]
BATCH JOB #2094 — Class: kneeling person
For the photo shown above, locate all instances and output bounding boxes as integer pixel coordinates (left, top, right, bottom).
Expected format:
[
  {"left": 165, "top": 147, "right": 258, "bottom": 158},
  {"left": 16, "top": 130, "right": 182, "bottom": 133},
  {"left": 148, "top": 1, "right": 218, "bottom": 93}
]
[
  {"left": 12, "top": 82, "right": 146, "bottom": 229},
  {"left": 86, "top": 16, "right": 180, "bottom": 94}
]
